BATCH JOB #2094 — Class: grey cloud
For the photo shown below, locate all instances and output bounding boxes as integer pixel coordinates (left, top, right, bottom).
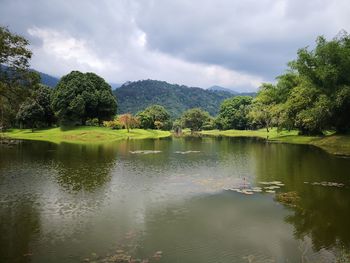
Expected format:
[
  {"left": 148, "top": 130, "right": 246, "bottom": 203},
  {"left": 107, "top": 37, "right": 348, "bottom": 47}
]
[
  {"left": 0, "top": 0, "right": 349, "bottom": 90},
  {"left": 133, "top": 0, "right": 350, "bottom": 79}
]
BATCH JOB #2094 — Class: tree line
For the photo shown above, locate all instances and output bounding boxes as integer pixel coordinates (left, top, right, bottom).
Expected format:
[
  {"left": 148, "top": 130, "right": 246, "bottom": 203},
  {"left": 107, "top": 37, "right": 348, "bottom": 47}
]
[
  {"left": 0, "top": 26, "right": 117, "bottom": 130},
  {"left": 1, "top": 25, "right": 350, "bottom": 135}
]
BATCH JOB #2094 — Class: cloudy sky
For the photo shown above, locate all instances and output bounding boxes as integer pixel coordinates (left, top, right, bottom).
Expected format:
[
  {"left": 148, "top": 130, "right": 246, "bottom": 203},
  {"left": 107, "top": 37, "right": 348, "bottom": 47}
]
[{"left": 1, "top": 0, "right": 349, "bottom": 91}]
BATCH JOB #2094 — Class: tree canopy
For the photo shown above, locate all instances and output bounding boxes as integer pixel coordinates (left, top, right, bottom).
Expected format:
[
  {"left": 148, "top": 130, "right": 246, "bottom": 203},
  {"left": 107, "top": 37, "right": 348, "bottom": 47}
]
[
  {"left": 180, "top": 108, "right": 213, "bottom": 132},
  {"left": 249, "top": 32, "right": 350, "bottom": 134},
  {"left": 136, "top": 104, "right": 171, "bottom": 130},
  {"left": 51, "top": 71, "right": 117, "bottom": 125},
  {"left": 0, "top": 26, "right": 40, "bottom": 129},
  {"left": 216, "top": 96, "right": 252, "bottom": 130}
]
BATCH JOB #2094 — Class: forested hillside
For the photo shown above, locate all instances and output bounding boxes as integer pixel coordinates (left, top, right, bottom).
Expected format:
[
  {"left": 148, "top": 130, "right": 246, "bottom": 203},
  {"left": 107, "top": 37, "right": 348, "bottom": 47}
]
[{"left": 113, "top": 80, "right": 236, "bottom": 117}]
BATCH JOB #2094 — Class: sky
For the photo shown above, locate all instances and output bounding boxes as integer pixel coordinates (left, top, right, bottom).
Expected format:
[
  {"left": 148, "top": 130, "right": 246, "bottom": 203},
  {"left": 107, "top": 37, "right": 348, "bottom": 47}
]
[{"left": 0, "top": 0, "right": 349, "bottom": 91}]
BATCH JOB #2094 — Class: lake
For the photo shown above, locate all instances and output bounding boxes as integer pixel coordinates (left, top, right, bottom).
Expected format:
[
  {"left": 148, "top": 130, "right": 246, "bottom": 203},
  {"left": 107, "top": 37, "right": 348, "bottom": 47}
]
[{"left": 1, "top": 137, "right": 350, "bottom": 263}]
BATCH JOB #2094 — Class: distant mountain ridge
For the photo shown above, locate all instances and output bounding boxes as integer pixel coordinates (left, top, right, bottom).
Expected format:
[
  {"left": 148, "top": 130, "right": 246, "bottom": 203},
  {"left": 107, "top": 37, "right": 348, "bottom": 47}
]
[
  {"left": 5, "top": 68, "right": 256, "bottom": 116},
  {"left": 207, "top": 85, "right": 239, "bottom": 94},
  {"left": 114, "top": 79, "right": 236, "bottom": 117},
  {"left": 38, "top": 71, "right": 60, "bottom": 87}
]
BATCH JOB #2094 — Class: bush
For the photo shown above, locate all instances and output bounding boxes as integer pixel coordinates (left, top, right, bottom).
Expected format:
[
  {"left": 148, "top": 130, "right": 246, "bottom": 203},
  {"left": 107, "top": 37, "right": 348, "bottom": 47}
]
[{"left": 103, "top": 118, "right": 121, "bottom": 129}]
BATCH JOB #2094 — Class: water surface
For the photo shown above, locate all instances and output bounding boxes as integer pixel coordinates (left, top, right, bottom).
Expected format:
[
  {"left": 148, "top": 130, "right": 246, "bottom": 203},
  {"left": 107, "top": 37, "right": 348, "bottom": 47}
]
[{"left": 1, "top": 137, "right": 350, "bottom": 262}]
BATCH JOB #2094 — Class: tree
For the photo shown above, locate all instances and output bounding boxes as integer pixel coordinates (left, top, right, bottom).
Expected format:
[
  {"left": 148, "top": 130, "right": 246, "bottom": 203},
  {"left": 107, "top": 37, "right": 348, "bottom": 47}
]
[
  {"left": 217, "top": 96, "right": 252, "bottom": 130},
  {"left": 283, "top": 81, "right": 332, "bottom": 135},
  {"left": 289, "top": 32, "right": 350, "bottom": 133},
  {"left": 118, "top": 113, "right": 139, "bottom": 132},
  {"left": 0, "top": 26, "right": 39, "bottom": 129},
  {"left": 51, "top": 71, "right": 117, "bottom": 125},
  {"left": 136, "top": 104, "right": 170, "bottom": 129},
  {"left": 16, "top": 98, "right": 44, "bottom": 130},
  {"left": 180, "top": 108, "right": 212, "bottom": 132},
  {"left": 249, "top": 84, "right": 278, "bottom": 132},
  {"left": 85, "top": 73, "right": 117, "bottom": 124},
  {"left": 32, "top": 85, "right": 55, "bottom": 126}
]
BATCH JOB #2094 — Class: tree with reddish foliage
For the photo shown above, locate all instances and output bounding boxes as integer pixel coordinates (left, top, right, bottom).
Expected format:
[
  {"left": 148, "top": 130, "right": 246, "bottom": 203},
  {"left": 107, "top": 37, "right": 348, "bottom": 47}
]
[{"left": 118, "top": 113, "right": 139, "bottom": 132}]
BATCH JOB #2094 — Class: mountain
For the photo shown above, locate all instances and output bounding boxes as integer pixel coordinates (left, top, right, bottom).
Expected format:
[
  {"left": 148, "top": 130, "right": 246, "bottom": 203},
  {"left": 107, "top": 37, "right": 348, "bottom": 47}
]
[
  {"left": 0, "top": 65, "right": 59, "bottom": 87},
  {"left": 38, "top": 71, "right": 60, "bottom": 87},
  {"left": 207, "top": 85, "right": 257, "bottom": 97},
  {"left": 113, "top": 79, "right": 236, "bottom": 117},
  {"left": 207, "top": 85, "right": 238, "bottom": 94}
]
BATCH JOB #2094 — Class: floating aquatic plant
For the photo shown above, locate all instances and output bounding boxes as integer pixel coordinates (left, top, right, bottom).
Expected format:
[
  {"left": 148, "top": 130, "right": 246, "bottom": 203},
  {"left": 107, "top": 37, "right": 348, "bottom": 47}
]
[
  {"left": 174, "top": 150, "right": 200, "bottom": 154},
  {"left": 129, "top": 150, "right": 162, "bottom": 154},
  {"left": 304, "top": 181, "right": 345, "bottom": 187},
  {"left": 275, "top": 192, "right": 300, "bottom": 207}
]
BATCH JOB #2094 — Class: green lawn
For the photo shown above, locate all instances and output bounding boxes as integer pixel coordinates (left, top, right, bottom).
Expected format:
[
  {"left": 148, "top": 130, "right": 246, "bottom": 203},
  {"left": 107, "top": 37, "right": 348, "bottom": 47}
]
[
  {"left": 4, "top": 126, "right": 171, "bottom": 144},
  {"left": 4, "top": 126, "right": 350, "bottom": 156},
  {"left": 201, "top": 128, "right": 350, "bottom": 156}
]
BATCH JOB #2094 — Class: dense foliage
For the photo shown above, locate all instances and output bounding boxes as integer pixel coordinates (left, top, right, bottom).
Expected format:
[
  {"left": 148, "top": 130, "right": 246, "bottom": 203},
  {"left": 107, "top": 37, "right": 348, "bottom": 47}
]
[
  {"left": 16, "top": 85, "right": 55, "bottom": 129},
  {"left": 136, "top": 105, "right": 171, "bottom": 130},
  {"left": 0, "top": 26, "right": 40, "bottom": 129},
  {"left": 216, "top": 96, "right": 253, "bottom": 130},
  {"left": 248, "top": 32, "right": 350, "bottom": 135},
  {"left": 51, "top": 71, "right": 117, "bottom": 125},
  {"left": 114, "top": 80, "right": 234, "bottom": 117},
  {"left": 179, "top": 108, "right": 214, "bottom": 132}
]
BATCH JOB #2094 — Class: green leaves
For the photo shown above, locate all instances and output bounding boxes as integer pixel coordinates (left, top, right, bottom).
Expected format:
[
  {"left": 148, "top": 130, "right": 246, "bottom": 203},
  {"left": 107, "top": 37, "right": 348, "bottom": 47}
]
[
  {"left": 217, "top": 96, "right": 252, "bottom": 130},
  {"left": 51, "top": 71, "right": 117, "bottom": 125},
  {"left": 136, "top": 104, "right": 170, "bottom": 130},
  {"left": 180, "top": 108, "right": 212, "bottom": 132}
]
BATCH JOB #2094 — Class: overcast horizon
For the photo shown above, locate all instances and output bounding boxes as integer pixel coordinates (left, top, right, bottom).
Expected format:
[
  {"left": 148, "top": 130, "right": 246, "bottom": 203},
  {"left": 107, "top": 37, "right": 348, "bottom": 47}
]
[{"left": 1, "top": 0, "right": 349, "bottom": 91}]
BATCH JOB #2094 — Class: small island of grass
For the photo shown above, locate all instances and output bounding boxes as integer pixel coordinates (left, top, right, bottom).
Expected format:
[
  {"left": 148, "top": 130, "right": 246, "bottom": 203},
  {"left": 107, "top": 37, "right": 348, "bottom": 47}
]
[{"left": 3, "top": 126, "right": 171, "bottom": 144}]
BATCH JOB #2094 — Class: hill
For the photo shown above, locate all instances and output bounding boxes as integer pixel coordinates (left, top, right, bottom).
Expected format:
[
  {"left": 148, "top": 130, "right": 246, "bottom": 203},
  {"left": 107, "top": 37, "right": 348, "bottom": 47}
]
[
  {"left": 207, "top": 85, "right": 239, "bottom": 94},
  {"left": 113, "top": 80, "right": 236, "bottom": 117},
  {"left": 38, "top": 71, "right": 60, "bottom": 87}
]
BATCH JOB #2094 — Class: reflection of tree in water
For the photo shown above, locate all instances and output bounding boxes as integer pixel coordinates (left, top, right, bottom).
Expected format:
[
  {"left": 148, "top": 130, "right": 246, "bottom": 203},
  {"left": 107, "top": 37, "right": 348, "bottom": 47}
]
[
  {"left": 251, "top": 142, "right": 350, "bottom": 254},
  {"left": 282, "top": 188, "right": 350, "bottom": 251},
  {"left": 0, "top": 196, "right": 40, "bottom": 263},
  {"left": 54, "top": 143, "right": 118, "bottom": 192}
]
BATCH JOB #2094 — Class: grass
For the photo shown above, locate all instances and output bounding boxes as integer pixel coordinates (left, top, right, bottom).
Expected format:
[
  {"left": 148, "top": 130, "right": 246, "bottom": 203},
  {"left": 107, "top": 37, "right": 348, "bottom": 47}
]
[
  {"left": 201, "top": 128, "right": 350, "bottom": 156},
  {"left": 3, "top": 126, "right": 171, "bottom": 144},
  {"left": 4, "top": 126, "right": 350, "bottom": 156}
]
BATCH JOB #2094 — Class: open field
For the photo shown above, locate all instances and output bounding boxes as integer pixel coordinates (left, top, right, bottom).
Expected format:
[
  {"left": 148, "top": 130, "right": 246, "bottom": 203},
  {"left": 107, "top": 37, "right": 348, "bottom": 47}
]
[{"left": 3, "top": 126, "right": 171, "bottom": 144}]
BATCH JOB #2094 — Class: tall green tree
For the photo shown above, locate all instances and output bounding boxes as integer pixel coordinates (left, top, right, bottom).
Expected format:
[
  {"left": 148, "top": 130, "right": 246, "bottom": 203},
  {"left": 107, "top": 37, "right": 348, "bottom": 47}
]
[
  {"left": 249, "top": 84, "right": 278, "bottom": 132},
  {"left": 16, "top": 98, "right": 44, "bottom": 130},
  {"left": 51, "top": 71, "right": 117, "bottom": 125},
  {"left": 217, "top": 96, "right": 252, "bottom": 130},
  {"left": 136, "top": 104, "right": 170, "bottom": 129},
  {"left": 85, "top": 73, "right": 117, "bottom": 124},
  {"left": 289, "top": 32, "right": 350, "bottom": 133},
  {"left": 180, "top": 108, "right": 212, "bottom": 132},
  {"left": 0, "top": 26, "right": 39, "bottom": 129}
]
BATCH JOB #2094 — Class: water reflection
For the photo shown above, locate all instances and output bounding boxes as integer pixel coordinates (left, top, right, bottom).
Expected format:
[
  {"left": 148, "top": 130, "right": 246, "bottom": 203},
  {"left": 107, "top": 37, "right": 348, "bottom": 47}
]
[
  {"left": 0, "top": 196, "right": 40, "bottom": 263},
  {"left": 1, "top": 137, "right": 350, "bottom": 262},
  {"left": 53, "top": 143, "right": 118, "bottom": 192}
]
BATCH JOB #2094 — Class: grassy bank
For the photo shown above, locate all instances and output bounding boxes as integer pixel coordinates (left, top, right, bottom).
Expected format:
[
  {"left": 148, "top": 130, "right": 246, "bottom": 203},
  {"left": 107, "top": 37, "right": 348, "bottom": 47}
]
[
  {"left": 3, "top": 126, "right": 171, "bottom": 144},
  {"left": 201, "top": 129, "right": 350, "bottom": 156}
]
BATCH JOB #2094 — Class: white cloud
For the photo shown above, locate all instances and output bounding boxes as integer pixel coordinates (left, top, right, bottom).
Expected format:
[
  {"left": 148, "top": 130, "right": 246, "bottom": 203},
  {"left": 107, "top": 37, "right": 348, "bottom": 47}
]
[
  {"left": 27, "top": 26, "right": 263, "bottom": 91},
  {"left": 27, "top": 27, "right": 115, "bottom": 75}
]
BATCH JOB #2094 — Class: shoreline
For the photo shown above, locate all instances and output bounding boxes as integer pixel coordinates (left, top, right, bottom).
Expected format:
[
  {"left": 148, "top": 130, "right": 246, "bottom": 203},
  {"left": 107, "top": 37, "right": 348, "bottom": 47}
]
[
  {"left": 2, "top": 126, "right": 171, "bottom": 144},
  {"left": 3, "top": 127, "right": 350, "bottom": 156},
  {"left": 201, "top": 129, "right": 350, "bottom": 157}
]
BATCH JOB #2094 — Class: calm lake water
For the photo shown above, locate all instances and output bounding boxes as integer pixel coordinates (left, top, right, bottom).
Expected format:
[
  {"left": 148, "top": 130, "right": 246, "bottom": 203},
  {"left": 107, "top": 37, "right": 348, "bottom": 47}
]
[{"left": 1, "top": 137, "right": 350, "bottom": 263}]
